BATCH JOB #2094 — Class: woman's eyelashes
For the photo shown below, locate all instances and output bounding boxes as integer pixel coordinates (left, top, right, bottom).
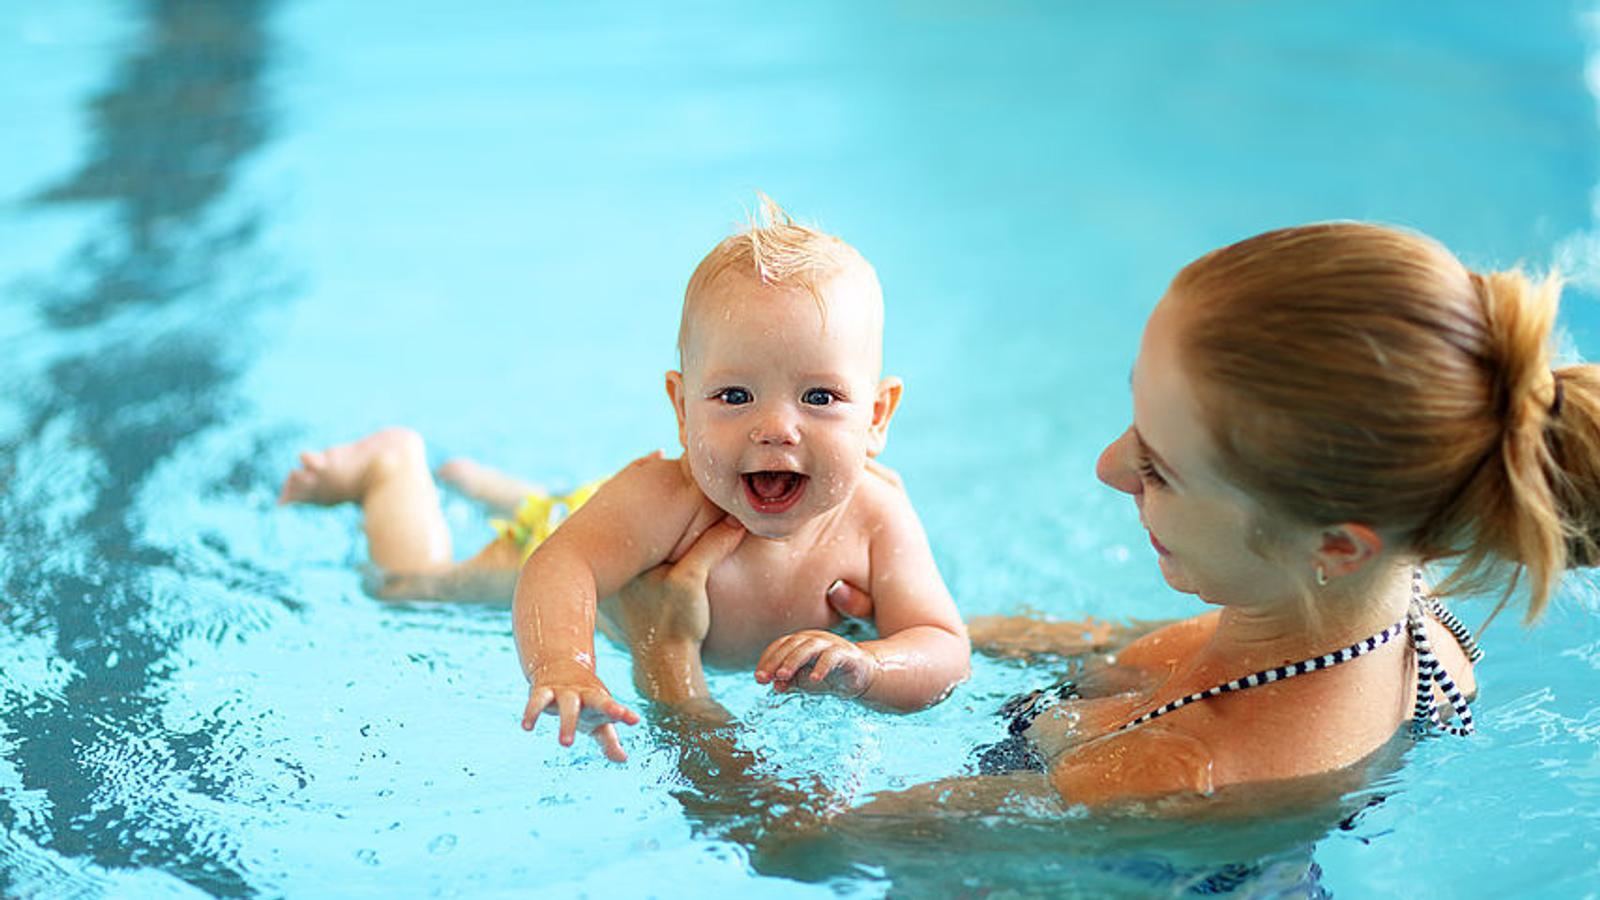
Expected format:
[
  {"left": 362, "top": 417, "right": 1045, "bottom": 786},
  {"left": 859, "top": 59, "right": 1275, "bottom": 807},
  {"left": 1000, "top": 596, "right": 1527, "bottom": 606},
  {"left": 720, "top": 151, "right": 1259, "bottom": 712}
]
[{"left": 1136, "top": 452, "right": 1169, "bottom": 488}]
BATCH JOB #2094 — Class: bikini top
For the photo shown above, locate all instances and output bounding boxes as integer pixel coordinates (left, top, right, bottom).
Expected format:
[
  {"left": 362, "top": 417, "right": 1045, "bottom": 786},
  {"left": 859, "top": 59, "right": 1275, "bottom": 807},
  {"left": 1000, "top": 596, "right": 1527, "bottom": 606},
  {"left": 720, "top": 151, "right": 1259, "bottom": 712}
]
[{"left": 1006, "top": 570, "right": 1484, "bottom": 738}]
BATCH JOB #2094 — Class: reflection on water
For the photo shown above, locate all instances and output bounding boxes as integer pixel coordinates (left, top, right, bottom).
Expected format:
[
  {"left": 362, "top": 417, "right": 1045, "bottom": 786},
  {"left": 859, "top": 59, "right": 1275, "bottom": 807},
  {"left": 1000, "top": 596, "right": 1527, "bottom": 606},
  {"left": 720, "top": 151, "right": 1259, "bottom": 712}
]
[{"left": 2, "top": 0, "right": 279, "bottom": 894}]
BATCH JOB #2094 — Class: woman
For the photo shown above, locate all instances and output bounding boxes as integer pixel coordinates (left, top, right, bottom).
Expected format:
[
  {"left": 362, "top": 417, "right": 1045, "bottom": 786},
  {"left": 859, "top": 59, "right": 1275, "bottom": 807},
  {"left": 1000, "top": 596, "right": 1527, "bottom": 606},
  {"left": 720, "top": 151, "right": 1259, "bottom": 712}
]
[{"left": 617, "top": 221, "right": 1600, "bottom": 810}]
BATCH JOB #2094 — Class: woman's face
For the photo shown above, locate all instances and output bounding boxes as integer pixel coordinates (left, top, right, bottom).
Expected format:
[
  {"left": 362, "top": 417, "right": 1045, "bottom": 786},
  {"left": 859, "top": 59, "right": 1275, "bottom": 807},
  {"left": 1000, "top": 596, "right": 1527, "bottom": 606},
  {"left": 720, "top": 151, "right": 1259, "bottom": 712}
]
[{"left": 1096, "top": 291, "right": 1306, "bottom": 607}]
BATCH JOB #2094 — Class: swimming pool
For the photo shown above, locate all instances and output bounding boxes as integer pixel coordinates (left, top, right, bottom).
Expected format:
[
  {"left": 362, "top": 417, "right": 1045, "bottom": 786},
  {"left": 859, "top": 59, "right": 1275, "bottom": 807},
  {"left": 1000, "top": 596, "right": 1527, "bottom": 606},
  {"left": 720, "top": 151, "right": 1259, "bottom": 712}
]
[{"left": 3, "top": 0, "right": 1599, "bottom": 895}]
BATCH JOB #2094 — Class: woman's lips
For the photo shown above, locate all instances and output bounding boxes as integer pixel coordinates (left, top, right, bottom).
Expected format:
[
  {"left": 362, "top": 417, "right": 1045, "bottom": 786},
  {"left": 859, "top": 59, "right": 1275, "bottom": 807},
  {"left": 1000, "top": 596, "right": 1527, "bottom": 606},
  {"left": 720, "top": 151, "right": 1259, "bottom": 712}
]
[{"left": 1148, "top": 530, "right": 1170, "bottom": 556}]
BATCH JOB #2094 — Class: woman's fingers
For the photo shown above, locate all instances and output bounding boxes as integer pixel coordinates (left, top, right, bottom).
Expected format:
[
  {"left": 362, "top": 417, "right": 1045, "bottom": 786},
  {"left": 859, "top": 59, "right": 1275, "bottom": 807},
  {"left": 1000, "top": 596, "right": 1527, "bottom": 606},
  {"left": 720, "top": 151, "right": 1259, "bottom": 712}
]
[
  {"left": 825, "top": 579, "right": 874, "bottom": 621},
  {"left": 668, "top": 516, "right": 745, "bottom": 589}
]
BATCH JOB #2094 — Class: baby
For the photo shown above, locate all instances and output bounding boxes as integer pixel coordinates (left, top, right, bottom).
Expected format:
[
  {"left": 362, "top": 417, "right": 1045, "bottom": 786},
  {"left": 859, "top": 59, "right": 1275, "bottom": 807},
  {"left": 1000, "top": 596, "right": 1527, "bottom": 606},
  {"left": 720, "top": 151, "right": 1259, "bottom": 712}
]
[{"left": 281, "top": 199, "right": 969, "bottom": 761}]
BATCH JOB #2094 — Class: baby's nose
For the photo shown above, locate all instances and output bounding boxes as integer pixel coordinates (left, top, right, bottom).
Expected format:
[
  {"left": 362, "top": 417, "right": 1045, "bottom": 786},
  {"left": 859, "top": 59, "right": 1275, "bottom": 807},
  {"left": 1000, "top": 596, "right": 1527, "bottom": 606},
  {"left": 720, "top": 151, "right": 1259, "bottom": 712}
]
[{"left": 750, "top": 408, "right": 800, "bottom": 445}]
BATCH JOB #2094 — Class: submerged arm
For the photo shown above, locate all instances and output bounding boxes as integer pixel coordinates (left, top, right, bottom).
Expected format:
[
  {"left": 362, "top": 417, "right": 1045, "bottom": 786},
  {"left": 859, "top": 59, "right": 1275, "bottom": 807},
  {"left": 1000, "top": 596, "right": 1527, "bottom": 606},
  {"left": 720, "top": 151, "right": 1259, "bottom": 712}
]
[{"left": 966, "top": 615, "right": 1172, "bottom": 662}]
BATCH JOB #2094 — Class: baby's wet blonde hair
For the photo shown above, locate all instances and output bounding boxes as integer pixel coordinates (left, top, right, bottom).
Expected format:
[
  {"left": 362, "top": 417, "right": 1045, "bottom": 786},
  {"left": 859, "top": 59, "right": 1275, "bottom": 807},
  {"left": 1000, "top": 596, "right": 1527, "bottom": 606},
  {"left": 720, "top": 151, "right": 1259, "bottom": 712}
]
[{"left": 678, "top": 194, "right": 880, "bottom": 357}]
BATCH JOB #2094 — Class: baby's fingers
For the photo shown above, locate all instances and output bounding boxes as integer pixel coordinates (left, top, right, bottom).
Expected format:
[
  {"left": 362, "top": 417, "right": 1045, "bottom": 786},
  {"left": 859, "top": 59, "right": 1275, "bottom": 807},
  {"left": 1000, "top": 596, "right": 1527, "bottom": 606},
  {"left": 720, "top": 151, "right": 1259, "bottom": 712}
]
[
  {"left": 583, "top": 690, "right": 640, "bottom": 727},
  {"left": 522, "top": 686, "right": 556, "bottom": 731},
  {"left": 756, "top": 635, "right": 803, "bottom": 684},
  {"left": 556, "top": 693, "right": 583, "bottom": 747},
  {"left": 809, "top": 645, "right": 848, "bottom": 683},
  {"left": 772, "top": 638, "right": 828, "bottom": 682},
  {"left": 592, "top": 723, "right": 628, "bottom": 763}
]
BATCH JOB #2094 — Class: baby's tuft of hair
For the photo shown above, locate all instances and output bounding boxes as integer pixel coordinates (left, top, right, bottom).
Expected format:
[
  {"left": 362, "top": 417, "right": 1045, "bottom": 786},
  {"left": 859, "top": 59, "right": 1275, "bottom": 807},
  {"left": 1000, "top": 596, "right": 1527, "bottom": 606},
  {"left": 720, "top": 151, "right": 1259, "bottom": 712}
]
[{"left": 679, "top": 194, "right": 878, "bottom": 354}]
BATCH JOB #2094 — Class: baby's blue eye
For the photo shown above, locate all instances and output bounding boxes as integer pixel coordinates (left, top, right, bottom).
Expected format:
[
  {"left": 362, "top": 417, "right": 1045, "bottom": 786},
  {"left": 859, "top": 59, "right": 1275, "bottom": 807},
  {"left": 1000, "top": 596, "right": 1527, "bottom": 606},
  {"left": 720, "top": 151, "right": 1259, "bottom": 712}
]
[
  {"left": 716, "top": 387, "right": 752, "bottom": 405},
  {"left": 802, "top": 388, "right": 837, "bottom": 406}
]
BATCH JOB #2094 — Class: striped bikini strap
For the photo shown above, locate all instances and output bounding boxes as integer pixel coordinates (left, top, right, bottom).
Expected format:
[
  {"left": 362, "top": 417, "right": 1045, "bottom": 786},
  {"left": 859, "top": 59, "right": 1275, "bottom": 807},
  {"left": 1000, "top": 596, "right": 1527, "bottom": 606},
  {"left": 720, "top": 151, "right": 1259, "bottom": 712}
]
[
  {"left": 1423, "top": 595, "right": 1485, "bottom": 664},
  {"left": 1118, "top": 619, "right": 1405, "bottom": 732},
  {"left": 1408, "top": 571, "right": 1477, "bottom": 737}
]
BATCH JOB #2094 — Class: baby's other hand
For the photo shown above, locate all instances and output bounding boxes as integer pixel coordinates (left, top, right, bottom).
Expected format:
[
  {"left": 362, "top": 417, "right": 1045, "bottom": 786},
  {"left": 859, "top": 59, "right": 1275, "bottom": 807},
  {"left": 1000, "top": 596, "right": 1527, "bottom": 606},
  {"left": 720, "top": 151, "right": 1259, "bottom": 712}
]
[{"left": 755, "top": 630, "right": 879, "bottom": 699}]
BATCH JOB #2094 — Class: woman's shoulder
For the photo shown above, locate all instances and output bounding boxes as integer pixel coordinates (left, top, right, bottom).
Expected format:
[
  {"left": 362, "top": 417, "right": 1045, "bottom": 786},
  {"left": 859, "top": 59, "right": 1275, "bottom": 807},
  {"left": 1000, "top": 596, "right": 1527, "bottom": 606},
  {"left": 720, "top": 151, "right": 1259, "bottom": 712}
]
[
  {"left": 1048, "top": 722, "right": 1218, "bottom": 807},
  {"left": 1112, "top": 611, "right": 1221, "bottom": 672}
]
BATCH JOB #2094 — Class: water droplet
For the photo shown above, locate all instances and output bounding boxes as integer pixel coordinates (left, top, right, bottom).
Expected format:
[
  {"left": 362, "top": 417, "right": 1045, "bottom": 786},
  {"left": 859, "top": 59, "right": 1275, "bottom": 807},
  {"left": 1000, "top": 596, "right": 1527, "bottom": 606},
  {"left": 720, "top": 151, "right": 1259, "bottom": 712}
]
[{"left": 428, "top": 834, "right": 458, "bottom": 855}]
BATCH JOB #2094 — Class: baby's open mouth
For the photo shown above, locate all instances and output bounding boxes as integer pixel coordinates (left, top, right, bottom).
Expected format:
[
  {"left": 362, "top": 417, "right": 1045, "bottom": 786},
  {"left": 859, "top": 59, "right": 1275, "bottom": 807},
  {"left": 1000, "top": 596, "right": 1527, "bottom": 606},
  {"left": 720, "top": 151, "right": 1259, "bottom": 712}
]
[{"left": 742, "top": 471, "right": 808, "bottom": 515}]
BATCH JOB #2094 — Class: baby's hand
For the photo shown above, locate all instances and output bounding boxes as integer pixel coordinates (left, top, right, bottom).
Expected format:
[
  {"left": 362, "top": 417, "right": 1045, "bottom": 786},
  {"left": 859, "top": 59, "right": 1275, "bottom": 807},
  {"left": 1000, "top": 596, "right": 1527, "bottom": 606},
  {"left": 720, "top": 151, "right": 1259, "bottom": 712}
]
[
  {"left": 755, "top": 630, "right": 880, "bottom": 699},
  {"left": 522, "top": 664, "right": 640, "bottom": 762}
]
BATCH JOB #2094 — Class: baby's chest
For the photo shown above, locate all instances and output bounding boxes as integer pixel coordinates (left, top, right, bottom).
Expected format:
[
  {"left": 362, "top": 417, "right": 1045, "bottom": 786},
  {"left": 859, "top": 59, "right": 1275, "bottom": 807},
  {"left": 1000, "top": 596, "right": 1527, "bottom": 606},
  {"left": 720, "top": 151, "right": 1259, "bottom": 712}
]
[{"left": 700, "top": 545, "right": 869, "bottom": 669}]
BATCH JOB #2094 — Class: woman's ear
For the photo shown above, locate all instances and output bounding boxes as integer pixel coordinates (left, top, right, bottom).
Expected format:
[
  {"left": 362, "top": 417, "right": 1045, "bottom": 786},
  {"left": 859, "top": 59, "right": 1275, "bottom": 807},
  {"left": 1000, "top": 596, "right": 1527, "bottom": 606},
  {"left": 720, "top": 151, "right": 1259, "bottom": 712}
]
[
  {"left": 1312, "top": 523, "right": 1385, "bottom": 580},
  {"left": 665, "top": 371, "right": 689, "bottom": 449},
  {"left": 866, "top": 376, "right": 904, "bottom": 457}
]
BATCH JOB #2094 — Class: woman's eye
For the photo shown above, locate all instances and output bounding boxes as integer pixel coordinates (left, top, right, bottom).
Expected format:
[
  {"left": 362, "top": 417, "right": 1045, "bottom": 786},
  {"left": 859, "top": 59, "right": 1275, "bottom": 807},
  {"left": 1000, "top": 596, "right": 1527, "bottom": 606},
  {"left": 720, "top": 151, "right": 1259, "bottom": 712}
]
[
  {"left": 802, "top": 388, "right": 837, "bottom": 406},
  {"left": 1136, "top": 455, "right": 1168, "bottom": 488},
  {"left": 715, "top": 388, "right": 752, "bottom": 405}
]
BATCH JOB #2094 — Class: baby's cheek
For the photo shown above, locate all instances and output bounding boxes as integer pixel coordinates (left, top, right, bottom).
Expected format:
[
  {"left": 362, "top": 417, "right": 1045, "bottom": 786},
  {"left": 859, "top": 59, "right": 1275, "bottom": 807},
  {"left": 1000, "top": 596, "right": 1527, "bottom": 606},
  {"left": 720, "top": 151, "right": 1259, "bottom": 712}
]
[
  {"left": 685, "top": 442, "right": 731, "bottom": 502},
  {"left": 815, "top": 457, "right": 861, "bottom": 507}
]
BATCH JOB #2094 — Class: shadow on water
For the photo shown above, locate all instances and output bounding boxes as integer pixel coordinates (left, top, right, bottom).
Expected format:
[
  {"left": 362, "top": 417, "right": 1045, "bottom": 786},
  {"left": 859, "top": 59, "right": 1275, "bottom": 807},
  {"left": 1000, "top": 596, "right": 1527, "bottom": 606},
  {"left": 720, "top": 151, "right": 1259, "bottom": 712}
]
[{"left": 1, "top": 0, "right": 281, "bottom": 894}]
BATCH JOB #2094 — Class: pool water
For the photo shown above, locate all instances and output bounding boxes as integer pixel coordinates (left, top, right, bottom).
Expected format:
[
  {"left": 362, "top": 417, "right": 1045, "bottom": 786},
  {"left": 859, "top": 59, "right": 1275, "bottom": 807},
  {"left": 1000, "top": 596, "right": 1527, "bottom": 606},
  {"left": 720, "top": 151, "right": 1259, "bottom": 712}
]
[{"left": 3, "top": 0, "right": 1600, "bottom": 896}]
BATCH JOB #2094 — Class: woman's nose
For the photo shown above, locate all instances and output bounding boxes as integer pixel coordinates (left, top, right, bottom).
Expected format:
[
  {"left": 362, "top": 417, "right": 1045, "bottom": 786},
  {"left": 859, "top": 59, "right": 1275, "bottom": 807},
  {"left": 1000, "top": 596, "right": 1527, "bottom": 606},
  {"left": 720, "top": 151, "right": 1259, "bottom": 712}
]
[
  {"left": 750, "top": 405, "right": 800, "bottom": 445},
  {"left": 1096, "top": 427, "right": 1142, "bottom": 496}
]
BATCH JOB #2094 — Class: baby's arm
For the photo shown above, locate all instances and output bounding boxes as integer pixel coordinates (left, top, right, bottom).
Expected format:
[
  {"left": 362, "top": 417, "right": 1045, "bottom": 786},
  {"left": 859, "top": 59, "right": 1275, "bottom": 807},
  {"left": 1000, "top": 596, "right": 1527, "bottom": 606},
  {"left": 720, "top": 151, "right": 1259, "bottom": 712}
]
[
  {"left": 758, "top": 483, "right": 969, "bottom": 711},
  {"left": 513, "top": 454, "right": 704, "bottom": 758}
]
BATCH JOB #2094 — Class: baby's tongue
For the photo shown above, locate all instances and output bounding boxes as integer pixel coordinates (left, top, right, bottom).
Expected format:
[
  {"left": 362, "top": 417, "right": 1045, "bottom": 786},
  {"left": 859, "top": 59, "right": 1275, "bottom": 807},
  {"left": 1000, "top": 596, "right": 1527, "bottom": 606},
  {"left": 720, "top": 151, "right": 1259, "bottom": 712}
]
[{"left": 748, "top": 472, "right": 796, "bottom": 499}]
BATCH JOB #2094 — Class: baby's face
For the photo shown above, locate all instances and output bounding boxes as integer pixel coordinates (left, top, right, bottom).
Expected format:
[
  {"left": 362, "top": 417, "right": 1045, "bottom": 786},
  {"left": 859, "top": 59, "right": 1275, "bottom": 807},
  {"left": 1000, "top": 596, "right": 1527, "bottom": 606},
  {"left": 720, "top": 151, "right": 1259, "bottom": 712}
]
[{"left": 669, "top": 267, "right": 892, "bottom": 539}]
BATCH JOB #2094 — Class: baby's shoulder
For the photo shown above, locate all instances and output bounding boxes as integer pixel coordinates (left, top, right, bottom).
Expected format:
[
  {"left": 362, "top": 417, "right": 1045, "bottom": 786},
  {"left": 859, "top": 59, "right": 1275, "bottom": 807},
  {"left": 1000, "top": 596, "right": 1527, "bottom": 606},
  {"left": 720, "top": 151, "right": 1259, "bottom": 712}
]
[
  {"left": 608, "top": 451, "right": 699, "bottom": 502},
  {"left": 596, "top": 452, "right": 720, "bottom": 543},
  {"left": 613, "top": 453, "right": 730, "bottom": 563},
  {"left": 845, "top": 460, "right": 920, "bottom": 527}
]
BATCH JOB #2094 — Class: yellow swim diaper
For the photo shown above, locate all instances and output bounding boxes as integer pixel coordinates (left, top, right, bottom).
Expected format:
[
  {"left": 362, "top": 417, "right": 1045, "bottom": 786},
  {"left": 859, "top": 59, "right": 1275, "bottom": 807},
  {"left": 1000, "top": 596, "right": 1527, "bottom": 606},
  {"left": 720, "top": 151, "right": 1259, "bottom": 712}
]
[{"left": 491, "top": 478, "right": 606, "bottom": 561}]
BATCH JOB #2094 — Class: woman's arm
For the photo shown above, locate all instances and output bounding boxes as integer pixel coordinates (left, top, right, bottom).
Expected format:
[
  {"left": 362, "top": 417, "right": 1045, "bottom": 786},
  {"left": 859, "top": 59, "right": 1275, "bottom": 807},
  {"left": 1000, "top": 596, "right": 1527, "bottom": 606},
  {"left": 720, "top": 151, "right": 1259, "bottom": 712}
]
[{"left": 966, "top": 615, "right": 1169, "bottom": 661}]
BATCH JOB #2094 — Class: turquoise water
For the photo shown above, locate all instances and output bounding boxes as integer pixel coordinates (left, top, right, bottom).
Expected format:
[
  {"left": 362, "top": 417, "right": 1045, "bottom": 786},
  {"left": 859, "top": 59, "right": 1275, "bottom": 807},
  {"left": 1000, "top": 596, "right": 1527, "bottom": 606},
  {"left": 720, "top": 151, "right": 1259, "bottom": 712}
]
[{"left": 3, "top": 1, "right": 1600, "bottom": 896}]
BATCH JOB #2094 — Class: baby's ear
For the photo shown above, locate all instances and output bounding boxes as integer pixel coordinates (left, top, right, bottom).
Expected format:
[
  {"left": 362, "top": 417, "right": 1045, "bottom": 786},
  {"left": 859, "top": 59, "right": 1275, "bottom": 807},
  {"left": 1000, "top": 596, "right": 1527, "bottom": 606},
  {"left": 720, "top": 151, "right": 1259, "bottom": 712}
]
[
  {"left": 866, "top": 377, "right": 903, "bottom": 457},
  {"left": 665, "top": 371, "right": 689, "bottom": 449}
]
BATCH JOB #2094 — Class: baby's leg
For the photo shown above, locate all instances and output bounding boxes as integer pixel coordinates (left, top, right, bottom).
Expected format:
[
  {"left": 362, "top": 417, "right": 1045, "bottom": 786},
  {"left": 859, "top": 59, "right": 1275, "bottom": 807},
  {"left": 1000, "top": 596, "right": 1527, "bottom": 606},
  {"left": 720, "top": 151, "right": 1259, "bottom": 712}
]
[
  {"left": 374, "top": 534, "right": 523, "bottom": 602},
  {"left": 436, "top": 458, "right": 542, "bottom": 516},
  {"left": 279, "top": 427, "right": 453, "bottom": 573}
]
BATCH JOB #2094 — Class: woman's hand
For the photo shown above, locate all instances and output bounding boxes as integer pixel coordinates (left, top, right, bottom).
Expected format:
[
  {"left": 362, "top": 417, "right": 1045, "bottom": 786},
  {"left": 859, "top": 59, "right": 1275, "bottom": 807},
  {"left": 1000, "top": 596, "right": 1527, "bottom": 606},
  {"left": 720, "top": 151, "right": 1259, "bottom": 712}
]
[{"left": 616, "top": 516, "right": 746, "bottom": 706}]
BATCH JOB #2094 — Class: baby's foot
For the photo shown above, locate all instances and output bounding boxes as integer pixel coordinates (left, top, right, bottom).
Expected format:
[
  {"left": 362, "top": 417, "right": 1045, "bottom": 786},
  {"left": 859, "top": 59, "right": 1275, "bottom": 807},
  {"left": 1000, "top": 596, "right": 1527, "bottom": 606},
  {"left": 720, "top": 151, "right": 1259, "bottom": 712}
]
[
  {"left": 278, "top": 427, "right": 424, "bottom": 506},
  {"left": 436, "top": 457, "right": 541, "bottom": 513}
]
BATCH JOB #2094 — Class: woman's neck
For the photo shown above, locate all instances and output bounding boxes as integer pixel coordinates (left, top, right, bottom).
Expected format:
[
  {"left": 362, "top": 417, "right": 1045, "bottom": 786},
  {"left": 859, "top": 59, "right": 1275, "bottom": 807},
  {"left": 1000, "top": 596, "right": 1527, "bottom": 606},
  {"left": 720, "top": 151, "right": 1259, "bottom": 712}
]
[{"left": 1205, "top": 559, "right": 1415, "bottom": 666}]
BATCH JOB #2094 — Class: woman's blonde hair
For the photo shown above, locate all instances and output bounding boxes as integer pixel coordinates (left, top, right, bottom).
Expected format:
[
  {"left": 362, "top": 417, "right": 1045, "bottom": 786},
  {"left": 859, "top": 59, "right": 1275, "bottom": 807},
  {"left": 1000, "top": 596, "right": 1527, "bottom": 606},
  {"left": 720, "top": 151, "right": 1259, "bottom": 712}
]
[{"left": 1172, "top": 222, "right": 1600, "bottom": 621}]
